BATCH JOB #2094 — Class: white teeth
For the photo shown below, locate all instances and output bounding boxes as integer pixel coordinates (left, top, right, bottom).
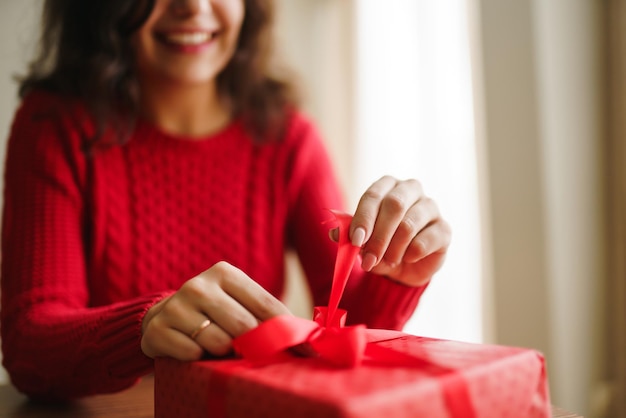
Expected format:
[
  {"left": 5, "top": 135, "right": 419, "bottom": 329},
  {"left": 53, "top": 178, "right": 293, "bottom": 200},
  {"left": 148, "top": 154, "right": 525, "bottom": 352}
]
[{"left": 165, "top": 32, "right": 212, "bottom": 45}]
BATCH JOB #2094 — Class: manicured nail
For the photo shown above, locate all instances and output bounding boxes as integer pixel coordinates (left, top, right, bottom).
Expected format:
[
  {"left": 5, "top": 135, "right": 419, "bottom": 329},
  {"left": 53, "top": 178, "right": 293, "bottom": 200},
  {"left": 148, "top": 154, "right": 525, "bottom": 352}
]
[
  {"left": 362, "top": 252, "right": 377, "bottom": 272},
  {"left": 351, "top": 227, "right": 366, "bottom": 247}
]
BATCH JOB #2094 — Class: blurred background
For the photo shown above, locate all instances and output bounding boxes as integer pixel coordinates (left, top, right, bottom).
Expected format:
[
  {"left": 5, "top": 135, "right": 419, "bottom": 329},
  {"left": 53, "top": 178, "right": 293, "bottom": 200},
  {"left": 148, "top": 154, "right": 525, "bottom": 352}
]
[{"left": 0, "top": 0, "right": 622, "bottom": 417}]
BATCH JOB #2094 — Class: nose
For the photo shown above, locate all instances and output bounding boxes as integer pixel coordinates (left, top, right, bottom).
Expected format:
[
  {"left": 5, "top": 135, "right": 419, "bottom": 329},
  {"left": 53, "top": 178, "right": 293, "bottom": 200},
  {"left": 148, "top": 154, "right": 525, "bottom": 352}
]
[{"left": 169, "top": 0, "right": 212, "bottom": 17}]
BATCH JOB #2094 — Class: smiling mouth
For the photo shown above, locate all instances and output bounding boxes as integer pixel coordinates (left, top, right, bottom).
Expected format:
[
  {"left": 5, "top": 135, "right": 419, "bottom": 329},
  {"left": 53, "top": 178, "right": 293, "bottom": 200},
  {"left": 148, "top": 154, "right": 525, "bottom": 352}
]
[{"left": 159, "top": 31, "right": 218, "bottom": 46}]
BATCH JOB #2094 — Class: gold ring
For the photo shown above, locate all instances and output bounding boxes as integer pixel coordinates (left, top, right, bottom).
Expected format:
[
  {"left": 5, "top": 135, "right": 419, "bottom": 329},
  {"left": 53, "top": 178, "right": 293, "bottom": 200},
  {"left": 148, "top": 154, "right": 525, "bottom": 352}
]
[{"left": 189, "top": 319, "right": 211, "bottom": 340}]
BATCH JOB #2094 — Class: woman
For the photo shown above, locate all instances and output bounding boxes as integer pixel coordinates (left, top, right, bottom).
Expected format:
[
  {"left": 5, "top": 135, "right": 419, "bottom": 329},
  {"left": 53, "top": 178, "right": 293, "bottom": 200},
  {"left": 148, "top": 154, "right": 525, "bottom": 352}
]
[{"left": 1, "top": 0, "right": 450, "bottom": 400}]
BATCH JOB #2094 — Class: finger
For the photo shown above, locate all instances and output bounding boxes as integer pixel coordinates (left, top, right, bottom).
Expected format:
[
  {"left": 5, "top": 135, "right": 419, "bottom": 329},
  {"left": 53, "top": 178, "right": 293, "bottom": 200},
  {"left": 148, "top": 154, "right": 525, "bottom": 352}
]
[
  {"left": 211, "top": 262, "right": 291, "bottom": 320},
  {"left": 153, "top": 281, "right": 254, "bottom": 344},
  {"left": 350, "top": 175, "right": 398, "bottom": 247},
  {"left": 177, "top": 273, "right": 262, "bottom": 337},
  {"left": 403, "top": 219, "right": 452, "bottom": 263},
  {"left": 196, "top": 288, "right": 261, "bottom": 338},
  {"left": 141, "top": 295, "right": 171, "bottom": 334},
  {"left": 153, "top": 293, "right": 202, "bottom": 334},
  {"left": 359, "top": 179, "right": 424, "bottom": 271},
  {"left": 145, "top": 296, "right": 239, "bottom": 359},
  {"left": 328, "top": 227, "right": 339, "bottom": 243},
  {"left": 381, "top": 196, "right": 439, "bottom": 266},
  {"left": 192, "top": 321, "right": 235, "bottom": 357},
  {"left": 142, "top": 317, "right": 204, "bottom": 361}
]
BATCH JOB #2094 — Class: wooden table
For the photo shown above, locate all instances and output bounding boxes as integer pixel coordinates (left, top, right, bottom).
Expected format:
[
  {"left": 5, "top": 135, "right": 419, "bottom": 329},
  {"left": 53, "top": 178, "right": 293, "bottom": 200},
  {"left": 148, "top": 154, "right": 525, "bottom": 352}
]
[
  {"left": 0, "top": 376, "right": 582, "bottom": 417},
  {"left": 0, "top": 378, "right": 154, "bottom": 418}
]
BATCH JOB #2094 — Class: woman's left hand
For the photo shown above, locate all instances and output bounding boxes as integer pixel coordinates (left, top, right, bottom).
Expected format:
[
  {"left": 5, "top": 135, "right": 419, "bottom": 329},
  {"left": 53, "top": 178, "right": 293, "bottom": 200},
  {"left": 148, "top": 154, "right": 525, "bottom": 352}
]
[{"left": 346, "top": 176, "right": 451, "bottom": 287}]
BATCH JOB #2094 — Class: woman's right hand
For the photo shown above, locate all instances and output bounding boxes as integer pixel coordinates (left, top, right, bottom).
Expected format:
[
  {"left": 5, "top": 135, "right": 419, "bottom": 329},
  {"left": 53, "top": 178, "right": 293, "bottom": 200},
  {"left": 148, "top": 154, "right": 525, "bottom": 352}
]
[{"left": 141, "top": 261, "right": 291, "bottom": 361}]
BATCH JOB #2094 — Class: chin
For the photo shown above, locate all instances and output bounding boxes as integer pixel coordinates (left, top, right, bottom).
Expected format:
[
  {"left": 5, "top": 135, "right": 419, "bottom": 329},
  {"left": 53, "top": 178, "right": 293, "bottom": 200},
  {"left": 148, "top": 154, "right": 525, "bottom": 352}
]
[{"left": 163, "top": 68, "right": 222, "bottom": 86}]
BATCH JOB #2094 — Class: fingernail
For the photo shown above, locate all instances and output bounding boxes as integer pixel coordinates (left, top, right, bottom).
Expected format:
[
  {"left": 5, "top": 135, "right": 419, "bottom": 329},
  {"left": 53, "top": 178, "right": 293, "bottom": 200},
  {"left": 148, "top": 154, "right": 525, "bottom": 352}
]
[
  {"left": 362, "top": 252, "right": 377, "bottom": 272},
  {"left": 351, "top": 227, "right": 366, "bottom": 247}
]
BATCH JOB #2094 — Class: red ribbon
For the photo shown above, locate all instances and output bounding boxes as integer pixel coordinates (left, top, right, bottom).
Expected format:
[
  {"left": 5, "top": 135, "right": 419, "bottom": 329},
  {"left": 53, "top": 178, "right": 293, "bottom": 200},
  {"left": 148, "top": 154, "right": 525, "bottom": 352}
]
[
  {"left": 233, "top": 210, "right": 366, "bottom": 367},
  {"left": 231, "top": 211, "right": 475, "bottom": 416},
  {"left": 322, "top": 210, "right": 362, "bottom": 327}
]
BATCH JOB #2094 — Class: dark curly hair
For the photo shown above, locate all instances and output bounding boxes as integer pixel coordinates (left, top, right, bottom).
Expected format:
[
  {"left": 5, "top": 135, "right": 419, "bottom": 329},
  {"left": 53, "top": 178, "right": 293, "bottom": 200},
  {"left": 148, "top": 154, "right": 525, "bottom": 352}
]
[{"left": 19, "top": 0, "right": 298, "bottom": 143}]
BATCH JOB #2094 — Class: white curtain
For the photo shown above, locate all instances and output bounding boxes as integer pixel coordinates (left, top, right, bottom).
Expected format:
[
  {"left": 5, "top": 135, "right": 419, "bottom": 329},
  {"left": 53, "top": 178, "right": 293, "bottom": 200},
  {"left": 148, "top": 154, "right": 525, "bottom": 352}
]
[{"left": 353, "top": 0, "right": 482, "bottom": 343}]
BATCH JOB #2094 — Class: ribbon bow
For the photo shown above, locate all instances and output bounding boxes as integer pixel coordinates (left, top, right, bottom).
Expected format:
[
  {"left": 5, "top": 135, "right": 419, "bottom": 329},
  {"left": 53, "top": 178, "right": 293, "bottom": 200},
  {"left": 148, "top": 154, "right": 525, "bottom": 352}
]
[{"left": 233, "top": 211, "right": 368, "bottom": 367}]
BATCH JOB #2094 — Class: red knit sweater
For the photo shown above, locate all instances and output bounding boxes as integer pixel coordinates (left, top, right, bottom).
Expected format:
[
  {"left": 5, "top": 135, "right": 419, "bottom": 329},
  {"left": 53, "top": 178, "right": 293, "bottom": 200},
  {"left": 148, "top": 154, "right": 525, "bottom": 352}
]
[{"left": 0, "top": 92, "right": 426, "bottom": 399}]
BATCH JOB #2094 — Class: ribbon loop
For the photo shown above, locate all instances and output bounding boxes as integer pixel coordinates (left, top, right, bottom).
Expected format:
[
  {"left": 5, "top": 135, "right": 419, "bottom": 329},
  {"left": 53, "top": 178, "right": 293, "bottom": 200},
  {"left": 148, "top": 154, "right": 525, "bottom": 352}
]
[{"left": 232, "top": 316, "right": 319, "bottom": 362}]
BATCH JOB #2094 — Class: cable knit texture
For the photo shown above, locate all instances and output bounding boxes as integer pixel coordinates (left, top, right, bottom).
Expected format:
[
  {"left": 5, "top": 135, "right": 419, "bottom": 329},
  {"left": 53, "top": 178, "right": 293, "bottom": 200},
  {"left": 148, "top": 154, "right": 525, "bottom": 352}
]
[{"left": 1, "top": 92, "right": 427, "bottom": 400}]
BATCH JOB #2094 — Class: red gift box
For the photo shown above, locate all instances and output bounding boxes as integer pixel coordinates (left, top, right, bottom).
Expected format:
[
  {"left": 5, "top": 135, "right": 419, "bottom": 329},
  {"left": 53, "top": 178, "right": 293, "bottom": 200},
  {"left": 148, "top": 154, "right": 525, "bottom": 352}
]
[
  {"left": 155, "top": 331, "right": 550, "bottom": 418},
  {"left": 154, "top": 212, "right": 551, "bottom": 417}
]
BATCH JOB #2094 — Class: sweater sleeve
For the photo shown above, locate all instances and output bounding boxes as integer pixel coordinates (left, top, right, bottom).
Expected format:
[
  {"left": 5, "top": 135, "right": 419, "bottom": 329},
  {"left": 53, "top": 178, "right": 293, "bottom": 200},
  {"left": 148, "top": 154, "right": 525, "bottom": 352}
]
[
  {"left": 0, "top": 93, "right": 171, "bottom": 400},
  {"left": 285, "top": 114, "right": 428, "bottom": 331}
]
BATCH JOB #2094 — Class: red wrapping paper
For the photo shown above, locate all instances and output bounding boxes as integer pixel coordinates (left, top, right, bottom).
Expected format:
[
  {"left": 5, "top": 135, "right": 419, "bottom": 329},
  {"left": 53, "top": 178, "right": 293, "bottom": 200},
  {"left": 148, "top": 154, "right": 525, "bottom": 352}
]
[
  {"left": 154, "top": 212, "right": 551, "bottom": 417},
  {"left": 155, "top": 333, "right": 550, "bottom": 418}
]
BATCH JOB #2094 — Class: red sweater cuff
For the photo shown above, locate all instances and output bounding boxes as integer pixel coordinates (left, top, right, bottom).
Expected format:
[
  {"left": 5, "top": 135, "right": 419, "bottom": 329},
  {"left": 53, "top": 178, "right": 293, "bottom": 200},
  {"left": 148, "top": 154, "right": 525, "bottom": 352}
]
[
  {"left": 345, "top": 274, "right": 428, "bottom": 330},
  {"left": 98, "top": 291, "right": 174, "bottom": 380}
]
